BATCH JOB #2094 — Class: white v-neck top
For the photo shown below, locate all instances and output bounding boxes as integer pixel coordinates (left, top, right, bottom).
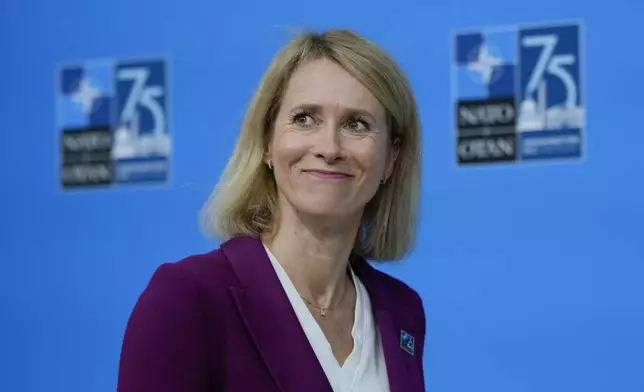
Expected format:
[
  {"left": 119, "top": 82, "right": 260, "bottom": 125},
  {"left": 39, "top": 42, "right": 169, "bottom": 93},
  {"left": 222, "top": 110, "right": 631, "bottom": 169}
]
[{"left": 264, "top": 245, "right": 390, "bottom": 392}]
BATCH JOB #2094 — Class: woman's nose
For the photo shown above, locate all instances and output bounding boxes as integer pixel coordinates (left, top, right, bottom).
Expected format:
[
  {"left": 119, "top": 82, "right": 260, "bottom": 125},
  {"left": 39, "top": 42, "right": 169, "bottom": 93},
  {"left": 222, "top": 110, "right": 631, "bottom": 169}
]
[{"left": 312, "top": 122, "right": 344, "bottom": 162}]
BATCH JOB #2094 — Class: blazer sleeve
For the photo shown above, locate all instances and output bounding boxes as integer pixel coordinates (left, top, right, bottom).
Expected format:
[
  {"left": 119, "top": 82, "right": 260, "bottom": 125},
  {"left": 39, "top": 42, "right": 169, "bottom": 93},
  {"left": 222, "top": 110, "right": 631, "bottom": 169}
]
[
  {"left": 414, "top": 290, "right": 427, "bottom": 382},
  {"left": 117, "top": 263, "right": 212, "bottom": 392}
]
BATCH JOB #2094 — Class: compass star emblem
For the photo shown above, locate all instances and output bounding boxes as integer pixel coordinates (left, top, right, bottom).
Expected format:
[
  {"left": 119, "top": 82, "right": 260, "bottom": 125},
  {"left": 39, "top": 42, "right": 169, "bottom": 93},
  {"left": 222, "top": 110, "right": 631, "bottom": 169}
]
[
  {"left": 468, "top": 45, "right": 502, "bottom": 84},
  {"left": 72, "top": 77, "right": 100, "bottom": 115}
]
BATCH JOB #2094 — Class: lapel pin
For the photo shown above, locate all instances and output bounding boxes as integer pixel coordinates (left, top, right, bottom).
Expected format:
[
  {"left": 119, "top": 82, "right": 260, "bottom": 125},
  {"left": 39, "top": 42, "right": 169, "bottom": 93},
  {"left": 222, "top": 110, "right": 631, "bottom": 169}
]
[{"left": 400, "top": 329, "right": 415, "bottom": 356}]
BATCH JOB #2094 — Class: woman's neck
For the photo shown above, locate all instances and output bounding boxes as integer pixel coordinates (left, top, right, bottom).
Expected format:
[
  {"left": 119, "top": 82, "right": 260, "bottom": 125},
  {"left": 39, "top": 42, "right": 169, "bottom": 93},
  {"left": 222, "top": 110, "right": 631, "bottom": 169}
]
[{"left": 262, "top": 206, "right": 362, "bottom": 308}]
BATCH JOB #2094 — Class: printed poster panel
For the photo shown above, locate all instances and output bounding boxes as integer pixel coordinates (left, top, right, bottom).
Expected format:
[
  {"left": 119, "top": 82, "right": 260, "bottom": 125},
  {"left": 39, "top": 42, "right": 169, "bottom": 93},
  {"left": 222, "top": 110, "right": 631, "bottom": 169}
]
[
  {"left": 57, "top": 58, "right": 170, "bottom": 189},
  {"left": 452, "top": 22, "right": 584, "bottom": 166}
]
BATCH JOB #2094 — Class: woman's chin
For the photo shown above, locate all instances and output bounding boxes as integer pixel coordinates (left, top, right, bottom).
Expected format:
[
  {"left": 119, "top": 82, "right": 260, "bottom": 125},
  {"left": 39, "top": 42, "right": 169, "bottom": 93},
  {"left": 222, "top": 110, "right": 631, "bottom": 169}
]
[{"left": 295, "top": 202, "right": 362, "bottom": 221}]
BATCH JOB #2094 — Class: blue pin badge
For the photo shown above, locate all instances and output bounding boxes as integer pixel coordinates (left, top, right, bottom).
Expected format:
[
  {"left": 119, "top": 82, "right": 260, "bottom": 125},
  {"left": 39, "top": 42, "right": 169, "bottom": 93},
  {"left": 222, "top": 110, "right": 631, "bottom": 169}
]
[{"left": 400, "top": 329, "right": 415, "bottom": 356}]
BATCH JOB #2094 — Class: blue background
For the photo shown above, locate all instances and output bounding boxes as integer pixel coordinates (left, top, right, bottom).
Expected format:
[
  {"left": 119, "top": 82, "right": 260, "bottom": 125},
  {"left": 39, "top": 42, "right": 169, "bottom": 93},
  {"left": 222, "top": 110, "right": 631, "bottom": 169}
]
[{"left": 1, "top": 0, "right": 643, "bottom": 391}]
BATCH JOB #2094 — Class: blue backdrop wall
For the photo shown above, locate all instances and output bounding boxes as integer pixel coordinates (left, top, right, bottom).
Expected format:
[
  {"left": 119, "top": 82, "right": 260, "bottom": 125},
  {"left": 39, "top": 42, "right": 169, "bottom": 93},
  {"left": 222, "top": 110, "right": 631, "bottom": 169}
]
[{"left": 1, "top": 0, "right": 643, "bottom": 391}]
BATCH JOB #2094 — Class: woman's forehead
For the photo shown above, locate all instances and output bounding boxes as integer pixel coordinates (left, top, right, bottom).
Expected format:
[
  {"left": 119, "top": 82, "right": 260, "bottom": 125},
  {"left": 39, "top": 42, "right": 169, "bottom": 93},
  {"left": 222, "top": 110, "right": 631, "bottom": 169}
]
[{"left": 281, "top": 59, "right": 385, "bottom": 119}]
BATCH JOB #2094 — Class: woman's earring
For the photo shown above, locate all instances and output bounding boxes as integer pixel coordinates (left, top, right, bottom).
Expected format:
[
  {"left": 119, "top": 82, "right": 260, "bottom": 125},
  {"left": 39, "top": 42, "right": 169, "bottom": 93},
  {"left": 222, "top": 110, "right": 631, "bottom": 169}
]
[
  {"left": 267, "top": 160, "right": 273, "bottom": 171},
  {"left": 381, "top": 177, "right": 387, "bottom": 184}
]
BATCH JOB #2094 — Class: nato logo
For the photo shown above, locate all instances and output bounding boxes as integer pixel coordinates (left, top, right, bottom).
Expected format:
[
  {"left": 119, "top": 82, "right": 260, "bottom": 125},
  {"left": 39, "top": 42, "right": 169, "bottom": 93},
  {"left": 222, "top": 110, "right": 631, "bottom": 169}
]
[
  {"left": 57, "top": 58, "right": 170, "bottom": 189},
  {"left": 400, "top": 330, "right": 415, "bottom": 356},
  {"left": 453, "top": 22, "right": 584, "bottom": 165}
]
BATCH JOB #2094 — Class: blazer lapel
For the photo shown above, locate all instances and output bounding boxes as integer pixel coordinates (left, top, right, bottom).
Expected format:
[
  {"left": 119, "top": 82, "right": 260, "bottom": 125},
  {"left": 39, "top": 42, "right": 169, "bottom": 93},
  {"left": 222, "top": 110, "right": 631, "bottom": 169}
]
[
  {"left": 352, "top": 257, "right": 412, "bottom": 392},
  {"left": 222, "top": 236, "right": 333, "bottom": 392}
]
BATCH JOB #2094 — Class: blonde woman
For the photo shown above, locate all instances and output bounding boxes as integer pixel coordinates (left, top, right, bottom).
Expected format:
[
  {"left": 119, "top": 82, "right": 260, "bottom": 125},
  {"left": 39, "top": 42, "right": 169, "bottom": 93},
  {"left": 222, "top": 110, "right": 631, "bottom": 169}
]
[{"left": 118, "top": 29, "right": 425, "bottom": 392}]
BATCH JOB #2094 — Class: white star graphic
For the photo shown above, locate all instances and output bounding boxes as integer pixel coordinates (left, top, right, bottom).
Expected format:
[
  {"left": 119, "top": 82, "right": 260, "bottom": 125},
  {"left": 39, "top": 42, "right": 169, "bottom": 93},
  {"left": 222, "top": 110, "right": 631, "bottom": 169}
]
[
  {"left": 468, "top": 45, "right": 501, "bottom": 84},
  {"left": 72, "top": 77, "right": 100, "bottom": 115}
]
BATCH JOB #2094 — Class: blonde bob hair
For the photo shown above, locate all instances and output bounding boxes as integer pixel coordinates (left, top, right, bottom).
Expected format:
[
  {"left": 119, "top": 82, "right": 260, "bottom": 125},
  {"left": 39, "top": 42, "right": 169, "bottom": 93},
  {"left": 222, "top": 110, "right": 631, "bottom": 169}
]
[{"left": 201, "top": 29, "right": 421, "bottom": 262}]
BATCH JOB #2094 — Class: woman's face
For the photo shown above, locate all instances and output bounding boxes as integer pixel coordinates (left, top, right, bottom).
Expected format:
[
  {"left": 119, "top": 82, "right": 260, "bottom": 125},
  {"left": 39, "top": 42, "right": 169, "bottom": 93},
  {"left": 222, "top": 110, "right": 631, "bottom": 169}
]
[{"left": 267, "top": 58, "right": 397, "bottom": 220}]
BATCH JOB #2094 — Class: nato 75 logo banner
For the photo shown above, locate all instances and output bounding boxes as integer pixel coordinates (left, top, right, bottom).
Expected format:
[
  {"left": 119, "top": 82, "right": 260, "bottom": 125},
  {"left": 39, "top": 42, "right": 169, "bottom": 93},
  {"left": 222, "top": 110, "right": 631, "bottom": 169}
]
[
  {"left": 57, "top": 58, "right": 170, "bottom": 189},
  {"left": 452, "top": 22, "right": 584, "bottom": 166}
]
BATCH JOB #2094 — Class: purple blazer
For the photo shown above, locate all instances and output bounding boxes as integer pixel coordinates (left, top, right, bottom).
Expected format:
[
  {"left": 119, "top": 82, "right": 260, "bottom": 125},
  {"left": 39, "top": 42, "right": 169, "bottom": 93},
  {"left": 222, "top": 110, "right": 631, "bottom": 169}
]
[{"left": 117, "top": 236, "right": 426, "bottom": 392}]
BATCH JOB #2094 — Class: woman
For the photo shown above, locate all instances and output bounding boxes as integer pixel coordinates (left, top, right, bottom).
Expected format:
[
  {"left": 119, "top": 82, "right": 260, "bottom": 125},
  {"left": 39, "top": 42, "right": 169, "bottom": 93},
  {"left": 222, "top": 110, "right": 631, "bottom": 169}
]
[{"left": 117, "top": 29, "right": 425, "bottom": 392}]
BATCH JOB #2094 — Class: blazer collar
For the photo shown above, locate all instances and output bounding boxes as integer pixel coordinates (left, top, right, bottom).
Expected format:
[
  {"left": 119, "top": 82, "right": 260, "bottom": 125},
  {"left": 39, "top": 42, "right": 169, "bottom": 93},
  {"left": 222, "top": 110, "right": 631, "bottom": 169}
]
[
  {"left": 351, "top": 255, "right": 413, "bottom": 392},
  {"left": 222, "top": 236, "right": 411, "bottom": 392},
  {"left": 222, "top": 236, "right": 332, "bottom": 392}
]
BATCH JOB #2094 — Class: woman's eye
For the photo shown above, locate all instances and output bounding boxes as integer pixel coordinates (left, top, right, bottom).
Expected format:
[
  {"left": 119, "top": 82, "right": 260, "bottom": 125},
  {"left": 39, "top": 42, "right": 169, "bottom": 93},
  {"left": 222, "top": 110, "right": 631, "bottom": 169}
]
[
  {"left": 292, "top": 113, "right": 314, "bottom": 127},
  {"left": 346, "top": 119, "right": 369, "bottom": 132},
  {"left": 295, "top": 114, "right": 309, "bottom": 124}
]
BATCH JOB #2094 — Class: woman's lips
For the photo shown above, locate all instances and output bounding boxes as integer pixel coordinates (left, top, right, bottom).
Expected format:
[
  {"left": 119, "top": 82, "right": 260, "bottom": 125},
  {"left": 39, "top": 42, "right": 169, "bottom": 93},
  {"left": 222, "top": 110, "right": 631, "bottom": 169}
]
[{"left": 304, "top": 170, "right": 352, "bottom": 179}]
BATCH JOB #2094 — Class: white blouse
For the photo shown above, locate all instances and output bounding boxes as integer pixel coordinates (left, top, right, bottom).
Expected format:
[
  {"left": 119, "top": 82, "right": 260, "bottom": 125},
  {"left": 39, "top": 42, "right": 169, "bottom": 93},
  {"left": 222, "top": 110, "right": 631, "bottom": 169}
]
[{"left": 264, "top": 245, "right": 390, "bottom": 392}]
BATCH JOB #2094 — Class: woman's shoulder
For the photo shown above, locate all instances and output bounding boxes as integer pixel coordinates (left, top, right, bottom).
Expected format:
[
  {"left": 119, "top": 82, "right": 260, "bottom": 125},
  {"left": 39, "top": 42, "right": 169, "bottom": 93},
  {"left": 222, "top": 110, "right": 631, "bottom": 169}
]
[
  {"left": 144, "top": 235, "right": 261, "bottom": 302},
  {"left": 147, "top": 246, "right": 236, "bottom": 298},
  {"left": 118, "top": 247, "right": 236, "bottom": 390},
  {"left": 160, "top": 247, "right": 231, "bottom": 279},
  {"left": 362, "top": 263, "right": 424, "bottom": 311}
]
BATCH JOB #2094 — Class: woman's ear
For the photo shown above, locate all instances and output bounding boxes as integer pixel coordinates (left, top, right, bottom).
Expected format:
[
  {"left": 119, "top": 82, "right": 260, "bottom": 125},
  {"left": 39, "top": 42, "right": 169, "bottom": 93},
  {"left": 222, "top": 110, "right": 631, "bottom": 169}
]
[
  {"left": 385, "top": 137, "right": 401, "bottom": 180},
  {"left": 263, "top": 139, "right": 272, "bottom": 164},
  {"left": 263, "top": 151, "right": 272, "bottom": 169},
  {"left": 263, "top": 140, "right": 275, "bottom": 170}
]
